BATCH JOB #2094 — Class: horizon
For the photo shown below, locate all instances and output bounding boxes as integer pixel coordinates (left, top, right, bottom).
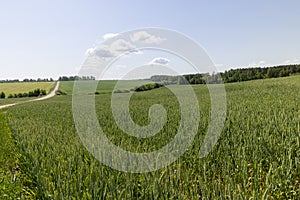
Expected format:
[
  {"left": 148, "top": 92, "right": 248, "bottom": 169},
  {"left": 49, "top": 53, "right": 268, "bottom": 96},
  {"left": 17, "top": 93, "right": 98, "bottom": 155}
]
[{"left": 1, "top": 62, "right": 299, "bottom": 81}]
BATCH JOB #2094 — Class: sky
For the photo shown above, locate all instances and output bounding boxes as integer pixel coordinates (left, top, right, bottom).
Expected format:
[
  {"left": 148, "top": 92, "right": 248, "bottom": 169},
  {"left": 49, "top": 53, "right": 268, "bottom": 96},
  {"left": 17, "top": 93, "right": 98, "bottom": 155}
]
[{"left": 1, "top": 0, "right": 300, "bottom": 80}]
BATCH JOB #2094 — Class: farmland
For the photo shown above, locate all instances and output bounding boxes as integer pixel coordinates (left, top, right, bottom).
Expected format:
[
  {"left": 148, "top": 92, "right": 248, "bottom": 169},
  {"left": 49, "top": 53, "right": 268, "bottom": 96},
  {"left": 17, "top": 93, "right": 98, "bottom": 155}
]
[
  {"left": 59, "top": 80, "right": 152, "bottom": 95},
  {"left": 0, "top": 82, "right": 55, "bottom": 95},
  {"left": 0, "top": 75, "right": 300, "bottom": 199},
  {"left": 0, "top": 82, "right": 55, "bottom": 106}
]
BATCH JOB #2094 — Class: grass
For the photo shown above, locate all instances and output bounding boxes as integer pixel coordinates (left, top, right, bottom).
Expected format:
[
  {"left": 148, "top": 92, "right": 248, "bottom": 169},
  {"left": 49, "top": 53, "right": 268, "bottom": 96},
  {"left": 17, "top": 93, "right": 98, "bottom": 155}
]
[
  {"left": 0, "top": 82, "right": 55, "bottom": 97},
  {"left": 1, "top": 75, "right": 300, "bottom": 198}
]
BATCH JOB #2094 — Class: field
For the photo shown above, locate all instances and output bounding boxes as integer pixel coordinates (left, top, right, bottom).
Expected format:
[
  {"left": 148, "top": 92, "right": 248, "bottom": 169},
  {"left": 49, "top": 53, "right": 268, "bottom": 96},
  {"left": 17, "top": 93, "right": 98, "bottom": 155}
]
[
  {"left": 0, "top": 82, "right": 56, "bottom": 106},
  {"left": 0, "top": 82, "right": 55, "bottom": 95},
  {"left": 0, "top": 76, "right": 299, "bottom": 199},
  {"left": 59, "top": 80, "right": 152, "bottom": 95}
]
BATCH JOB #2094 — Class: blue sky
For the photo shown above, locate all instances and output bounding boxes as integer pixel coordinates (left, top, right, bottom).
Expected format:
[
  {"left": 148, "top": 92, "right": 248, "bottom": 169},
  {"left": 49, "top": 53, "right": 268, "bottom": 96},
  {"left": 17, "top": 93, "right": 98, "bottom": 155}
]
[{"left": 1, "top": 0, "right": 300, "bottom": 79}]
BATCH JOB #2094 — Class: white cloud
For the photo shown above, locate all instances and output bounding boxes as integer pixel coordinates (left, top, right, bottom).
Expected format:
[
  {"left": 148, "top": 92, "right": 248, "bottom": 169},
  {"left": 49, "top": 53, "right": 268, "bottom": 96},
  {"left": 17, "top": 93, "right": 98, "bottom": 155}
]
[
  {"left": 110, "top": 39, "right": 135, "bottom": 52},
  {"left": 103, "top": 33, "right": 119, "bottom": 40},
  {"left": 283, "top": 59, "right": 299, "bottom": 65},
  {"left": 131, "top": 31, "right": 165, "bottom": 44},
  {"left": 86, "top": 39, "right": 136, "bottom": 59},
  {"left": 149, "top": 57, "right": 170, "bottom": 65},
  {"left": 247, "top": 60, "right": 269, "bottom": 68},
  {"left": 85, "top": 47, "right": 95, "bottom": 56},
  {"left": 94, "top": 46, "right": 115, "bottom": 58},
  {"left": 247, "top": 59, "right": 300, "bottom": 69}
]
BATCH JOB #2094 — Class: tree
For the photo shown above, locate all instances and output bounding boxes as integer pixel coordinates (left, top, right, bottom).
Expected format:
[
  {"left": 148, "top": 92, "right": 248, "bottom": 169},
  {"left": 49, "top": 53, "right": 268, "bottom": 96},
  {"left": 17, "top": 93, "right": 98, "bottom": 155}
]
[
  {"left": 0, "top": 92, "right": 5, "bottom": 99},
  {"left": 41, "top": 89, "right": 47, "bottom": 95}
]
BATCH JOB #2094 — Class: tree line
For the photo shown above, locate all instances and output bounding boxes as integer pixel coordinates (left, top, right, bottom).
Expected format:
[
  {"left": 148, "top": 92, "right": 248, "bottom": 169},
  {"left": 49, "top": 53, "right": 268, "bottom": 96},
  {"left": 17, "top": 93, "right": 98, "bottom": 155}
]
[
  {"left": 221, "top": 64, "right": 300, "bottom": 83},
  {"left": 58, "top": 76, "right": 96, "bottom": 81},
  {"left": 0, "top": 89, "right": 47, "bottom": 99},
  {"left": 0, "top": 75, "right": 97, "bottom": 83},
  {"left": 151, "top": 64, "right": 300, "bottom": 84},
  {"left": 0, "top": 78, "right": 54, "bottom": 83}
]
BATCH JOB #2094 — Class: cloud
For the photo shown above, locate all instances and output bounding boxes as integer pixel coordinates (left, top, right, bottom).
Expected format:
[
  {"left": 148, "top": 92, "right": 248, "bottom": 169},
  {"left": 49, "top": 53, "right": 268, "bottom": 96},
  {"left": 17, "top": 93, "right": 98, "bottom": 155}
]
[
  {"left": 103, "top": 33, "right": 119, "bottom": 40},
  {"left": 131, "top": 31, "right": 165, "bottom": 44},
  {"left": 86, "top": 31, "right": 164, "bottom": 60},
  {"left": 283, "top": 59, "right": 299, "bottom": 65},
  {"left": 85, "top": 47, "right": 95, "bottom": 56},
  {"left": 94, "top": 46, "right": 115, "bottom": 58},
  {"left": 247, "top": 59, "right": 300, "bottom": 69},
  {"left": 149, "top": 57, "right": 170, "bottom": 65},
  {"left": 111, "top": 39, "right": 135, "bottom": 52},
  {"left": 258, "top": 60, "right": 266, "bottom": 65},
  {"left": 87, "top": 39, "right": 136, "bottom": 59},
  {"left": 247, "top": 60, "right": 269, "bottom": 68}
]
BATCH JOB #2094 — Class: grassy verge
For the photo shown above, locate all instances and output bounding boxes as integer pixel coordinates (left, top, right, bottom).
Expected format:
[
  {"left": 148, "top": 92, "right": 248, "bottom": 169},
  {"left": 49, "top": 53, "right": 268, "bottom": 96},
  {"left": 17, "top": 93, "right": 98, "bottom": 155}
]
[{"left": 0, "top": 110, "right": 36, "bottom": 199}]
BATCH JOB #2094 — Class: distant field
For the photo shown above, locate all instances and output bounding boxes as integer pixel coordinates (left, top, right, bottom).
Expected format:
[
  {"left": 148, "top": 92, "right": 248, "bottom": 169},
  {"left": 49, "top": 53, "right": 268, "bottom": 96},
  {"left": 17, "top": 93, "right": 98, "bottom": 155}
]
[
  {"left": 59, "top": 80, "right": 152, "bottom": 95},
  {"left": 0, "top": 82, "right": 55, "bottom": 96}
]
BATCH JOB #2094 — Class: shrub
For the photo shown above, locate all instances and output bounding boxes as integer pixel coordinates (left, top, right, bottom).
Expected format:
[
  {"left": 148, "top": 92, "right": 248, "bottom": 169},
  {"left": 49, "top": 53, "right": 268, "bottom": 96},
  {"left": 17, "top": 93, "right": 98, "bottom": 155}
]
[
  {"left": 41, "top": 89, "right": 47, "bottom": 95},
  {"left": 134, "top": 83, "right": 164, "bottom": 92},
  {"left": 55, "top": 90, "right": 67, "bottom": 96},
  {"left": 0, "top": 92, "right": 5, "bottom": 99},
  {"left": 33, "top": 89, "right": 40, "bottom": 97},
  {"left": 113, "top": 89, "right": 130, "bottom": 93},
  {"left": 28, "top": 91, "right": 34, "bottom": 97}
]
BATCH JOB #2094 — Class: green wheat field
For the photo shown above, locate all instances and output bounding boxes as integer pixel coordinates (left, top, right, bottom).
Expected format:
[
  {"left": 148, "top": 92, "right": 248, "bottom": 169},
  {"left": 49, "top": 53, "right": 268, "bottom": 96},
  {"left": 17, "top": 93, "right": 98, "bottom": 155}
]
[{"left": 0, "top": 75, "right": 299, "bottom": 199}]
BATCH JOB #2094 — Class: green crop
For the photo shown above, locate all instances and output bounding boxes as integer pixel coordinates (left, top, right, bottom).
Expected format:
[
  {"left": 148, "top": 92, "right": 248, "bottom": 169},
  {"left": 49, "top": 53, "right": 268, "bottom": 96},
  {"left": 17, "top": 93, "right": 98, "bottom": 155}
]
[{"left": 2, "top": 75, "right": 300, "bottom": 199}]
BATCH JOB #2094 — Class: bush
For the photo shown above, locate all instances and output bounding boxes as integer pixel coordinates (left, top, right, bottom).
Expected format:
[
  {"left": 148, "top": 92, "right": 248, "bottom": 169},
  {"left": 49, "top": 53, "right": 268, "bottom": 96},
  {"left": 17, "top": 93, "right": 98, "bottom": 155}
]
[
  {"left": 41, "top": 89, "right": 47, "bottom": 95},
  {"left": 33, "top": 89, "right": 40, "bottom": 97},
  {"left": 113, "top": 89, "right": 130, "bottom": 93},
  {"left": 0, "top": 92, "right": 5, "bottom": 99},
  {"left": 55, "top": 90, "right": 67, "bottom": 96},
  {"left": 134, "top": 83, "right": 164, "bottom": 92},
  {"left": 28, "top": 91, "right": 34, "bottom": 97},
  {"left": 3, "top": 88, "right": 48, "bottom": 99}
]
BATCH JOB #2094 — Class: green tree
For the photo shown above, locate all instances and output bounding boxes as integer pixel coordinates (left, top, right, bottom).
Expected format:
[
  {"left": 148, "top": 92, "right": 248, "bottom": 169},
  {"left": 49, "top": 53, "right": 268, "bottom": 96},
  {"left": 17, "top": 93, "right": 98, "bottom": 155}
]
[{"left": 0, "top": 92, "right": 5, "bottom": 99}]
